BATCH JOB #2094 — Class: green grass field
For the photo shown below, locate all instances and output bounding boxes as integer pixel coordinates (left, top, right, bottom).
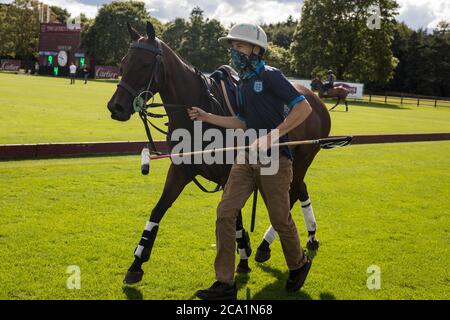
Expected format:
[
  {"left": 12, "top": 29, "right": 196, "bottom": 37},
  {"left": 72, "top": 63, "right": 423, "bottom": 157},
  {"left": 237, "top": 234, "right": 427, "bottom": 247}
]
[
  {"left": 1, "top": 72, "right": 450, "bottom": 144},
  {"left": 0, "top": 142, "right": 449, "bottom": 299},
  {"left": 0, "top": 71, "right": 449, "bottom": 300}
]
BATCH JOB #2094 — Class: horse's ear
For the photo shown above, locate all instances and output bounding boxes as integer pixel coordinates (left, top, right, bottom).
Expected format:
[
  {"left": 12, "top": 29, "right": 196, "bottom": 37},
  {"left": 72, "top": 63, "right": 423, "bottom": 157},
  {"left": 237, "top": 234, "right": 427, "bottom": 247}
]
[
  {"left": 127, "top": 22, "right": 140, "bottom": 41},
  {"left": 146, "top": 21, "right": 156, "bottom": 41}
]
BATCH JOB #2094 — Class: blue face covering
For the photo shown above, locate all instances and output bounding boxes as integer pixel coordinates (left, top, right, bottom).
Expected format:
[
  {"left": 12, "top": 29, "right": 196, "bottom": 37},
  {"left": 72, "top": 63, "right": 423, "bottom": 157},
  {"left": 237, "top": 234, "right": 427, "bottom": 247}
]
[{"left": 230, "top": 48, "right": 261, "bottom": 79}]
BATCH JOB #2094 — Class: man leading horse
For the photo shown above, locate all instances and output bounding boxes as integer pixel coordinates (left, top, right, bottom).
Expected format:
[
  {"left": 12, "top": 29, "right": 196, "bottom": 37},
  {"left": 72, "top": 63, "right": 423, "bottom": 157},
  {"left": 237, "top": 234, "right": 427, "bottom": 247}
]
[{"left": 188, "top": 23, "right": 313, "bottom": 300}]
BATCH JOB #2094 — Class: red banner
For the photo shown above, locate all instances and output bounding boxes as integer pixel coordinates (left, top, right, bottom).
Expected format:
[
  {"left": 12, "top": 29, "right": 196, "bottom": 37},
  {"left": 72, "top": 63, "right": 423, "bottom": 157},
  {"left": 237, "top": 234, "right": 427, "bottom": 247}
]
[
  {"left": 95, "top": 66, "right": 120, "bottom": 79},
  {"left": 1, "top": 59, "right": 21, "bottom": 71}
]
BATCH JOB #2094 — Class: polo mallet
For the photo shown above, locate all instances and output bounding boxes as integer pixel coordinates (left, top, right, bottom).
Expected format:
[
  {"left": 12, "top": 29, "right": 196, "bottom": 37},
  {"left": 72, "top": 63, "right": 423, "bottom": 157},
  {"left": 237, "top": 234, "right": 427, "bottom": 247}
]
[
  {"left": 141, "top": 146, "right": 151, "bottom": 175},
  {"left": 141, "top": 136, "right": 352, "bottom": 232},
  {"left": 148, "top": 136, "right": 353, "bottom": 161}
]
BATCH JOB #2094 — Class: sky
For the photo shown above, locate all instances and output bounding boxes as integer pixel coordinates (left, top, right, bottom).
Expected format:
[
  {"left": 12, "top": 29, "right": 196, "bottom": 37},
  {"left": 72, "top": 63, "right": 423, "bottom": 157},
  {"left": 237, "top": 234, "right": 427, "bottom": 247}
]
[{"left": 1, "top": 0, "right": 449, "bottom": 30}]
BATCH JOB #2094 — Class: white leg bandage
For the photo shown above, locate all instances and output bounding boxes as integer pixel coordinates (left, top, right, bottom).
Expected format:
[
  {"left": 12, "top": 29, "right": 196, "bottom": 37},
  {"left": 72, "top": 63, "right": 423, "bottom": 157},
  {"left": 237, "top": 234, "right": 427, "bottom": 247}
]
[
  {"left": 238, "top": 248, "right": 249, "bottom": 259},
  {"left": 145, "top": 221, "right": 159, "bottom": 232},
  {"left": 263, "top": 225, "right": 277, "bottom": 244},
  {"left": 301, "top": 199, "right": 316, "bottom": 232},
  {"left": 301, "top": 198, "right": 317, "bottom": 242}
]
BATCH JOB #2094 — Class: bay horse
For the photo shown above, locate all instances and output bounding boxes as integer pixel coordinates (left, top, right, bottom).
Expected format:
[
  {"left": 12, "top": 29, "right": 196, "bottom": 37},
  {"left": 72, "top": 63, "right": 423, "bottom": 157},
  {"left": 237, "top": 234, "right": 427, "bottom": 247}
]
[
  {"left": 311, "top": 78, "right": 350, "bottom": 112},
  {"left": 107, "top": 21, "right": 331, "bottom": 285}
]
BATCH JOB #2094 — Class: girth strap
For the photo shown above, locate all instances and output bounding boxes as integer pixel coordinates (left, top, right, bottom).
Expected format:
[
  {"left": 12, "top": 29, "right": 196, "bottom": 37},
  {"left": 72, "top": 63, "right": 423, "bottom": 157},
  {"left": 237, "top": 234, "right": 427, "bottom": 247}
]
[
  {"left": 192, "top": 177, "right": 223, "bottom": 193},
  {"left": 250, "top": 186, "right": 258, "bottom": 232}
]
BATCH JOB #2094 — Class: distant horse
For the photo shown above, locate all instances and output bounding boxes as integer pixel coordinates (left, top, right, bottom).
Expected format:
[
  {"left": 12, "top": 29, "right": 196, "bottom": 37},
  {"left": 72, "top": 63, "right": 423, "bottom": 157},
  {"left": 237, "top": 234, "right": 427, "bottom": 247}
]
[
  {"left": 311, "top": 78, "right": 350, "bottom": 112},
  {"left": 107, "top": 21, "right": 331, "bottom": 285}
]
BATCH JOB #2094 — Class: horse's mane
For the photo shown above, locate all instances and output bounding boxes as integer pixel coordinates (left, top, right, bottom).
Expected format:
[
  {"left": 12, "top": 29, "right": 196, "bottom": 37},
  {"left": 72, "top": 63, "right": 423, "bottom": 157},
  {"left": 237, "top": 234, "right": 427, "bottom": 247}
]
[
  {"left": 152, "top": 38, "right": 229, "bottom": 117},
  {"left": 157, "top": 38, "right": 198, "bottom": 75}
]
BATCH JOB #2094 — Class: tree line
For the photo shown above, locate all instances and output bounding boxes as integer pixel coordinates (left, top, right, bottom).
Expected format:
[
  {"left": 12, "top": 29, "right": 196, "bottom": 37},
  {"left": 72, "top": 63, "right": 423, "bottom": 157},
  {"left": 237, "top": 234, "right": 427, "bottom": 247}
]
[{"left": 0, "top": 0, "right": 448, "bottom": 97}]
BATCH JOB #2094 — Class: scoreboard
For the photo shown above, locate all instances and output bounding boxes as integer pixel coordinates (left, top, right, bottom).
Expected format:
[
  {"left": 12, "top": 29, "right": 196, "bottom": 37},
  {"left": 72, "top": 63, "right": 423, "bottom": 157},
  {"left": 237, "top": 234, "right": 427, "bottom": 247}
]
[{"left": 38, "top": 23, "right": 90, "bottom": 76}]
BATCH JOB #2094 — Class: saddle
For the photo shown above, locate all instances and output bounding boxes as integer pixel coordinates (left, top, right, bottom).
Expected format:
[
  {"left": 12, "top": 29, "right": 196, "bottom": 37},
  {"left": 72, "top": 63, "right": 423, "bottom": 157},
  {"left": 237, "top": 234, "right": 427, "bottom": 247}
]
[{"left": 208, "top": 65, "right": 240, "bottom": 117}]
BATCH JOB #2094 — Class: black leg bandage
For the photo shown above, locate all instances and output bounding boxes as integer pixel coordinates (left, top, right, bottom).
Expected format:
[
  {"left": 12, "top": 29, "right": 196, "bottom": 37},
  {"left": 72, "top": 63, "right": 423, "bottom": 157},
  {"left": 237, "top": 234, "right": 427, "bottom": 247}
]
[{"left": 134, "top": 221, "right": 159, "bottom": 262}]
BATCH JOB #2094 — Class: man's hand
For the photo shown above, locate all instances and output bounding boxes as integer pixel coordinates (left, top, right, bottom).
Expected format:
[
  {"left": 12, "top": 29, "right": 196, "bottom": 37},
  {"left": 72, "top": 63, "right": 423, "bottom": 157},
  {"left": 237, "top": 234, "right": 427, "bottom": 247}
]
[
  {"left": 250, "top": 133, "right": 274, "bottom": 153},
  {"left": 188, "top": 107, "right": 210, "bottom": 122}
]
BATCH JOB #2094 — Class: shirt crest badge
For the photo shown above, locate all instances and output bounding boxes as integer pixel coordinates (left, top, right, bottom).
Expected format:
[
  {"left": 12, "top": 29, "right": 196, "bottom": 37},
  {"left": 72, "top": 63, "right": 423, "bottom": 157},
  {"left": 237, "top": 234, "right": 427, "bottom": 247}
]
[{"left": 253, "top": 80, "right": 263, "bottom": 93}]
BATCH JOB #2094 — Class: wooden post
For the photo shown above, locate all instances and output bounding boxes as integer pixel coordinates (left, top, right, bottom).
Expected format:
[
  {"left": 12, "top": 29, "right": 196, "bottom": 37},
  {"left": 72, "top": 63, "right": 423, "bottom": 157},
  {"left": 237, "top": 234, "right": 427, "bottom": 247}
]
[
  {"left": 385, "top": 95, "right": 387, "bottom": 104},
  {"left": 369, "top": 94, "right": 372, "bottom": 102},
  {"left": 401, "top": 95, "right": 403, "bottom": 105},
  {"left": 417, "top": 98, "right": 420, "bottom": 107},
  {"left": 435, "top": 100, "right": 437, "bottom": 108}
]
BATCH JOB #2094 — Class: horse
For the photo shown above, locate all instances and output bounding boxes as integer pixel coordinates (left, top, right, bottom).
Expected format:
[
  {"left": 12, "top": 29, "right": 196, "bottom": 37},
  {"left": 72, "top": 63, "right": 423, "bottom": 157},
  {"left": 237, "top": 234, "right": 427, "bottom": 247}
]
[
  {"left": 107, "top": 21, "right": 331, "bottom": 285},
  {"left": 311, "top": 78, "right": 350, "bottom": 112}
]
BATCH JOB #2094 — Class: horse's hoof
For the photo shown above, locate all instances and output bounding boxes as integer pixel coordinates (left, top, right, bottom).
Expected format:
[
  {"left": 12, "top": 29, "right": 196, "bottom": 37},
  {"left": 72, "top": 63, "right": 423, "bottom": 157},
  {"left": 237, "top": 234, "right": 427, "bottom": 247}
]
[
  {"left": 306, "top": 239, "right": 320, "bottom": 251},
  {"left": 255, "top": 248, "right": 271, "bottom": 263},
  {"left": 236, "top": 264, "right": 251, "bottom": 274},
  {"left": 123, "top": 270, "right": 144, "bottom": 285}
]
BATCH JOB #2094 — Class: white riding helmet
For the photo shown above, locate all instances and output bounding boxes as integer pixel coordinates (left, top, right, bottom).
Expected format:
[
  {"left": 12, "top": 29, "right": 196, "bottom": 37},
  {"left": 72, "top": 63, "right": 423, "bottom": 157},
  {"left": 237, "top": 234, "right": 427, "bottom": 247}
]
[{"left": 218, "top": 23, "right": 268, "bottom": 50}]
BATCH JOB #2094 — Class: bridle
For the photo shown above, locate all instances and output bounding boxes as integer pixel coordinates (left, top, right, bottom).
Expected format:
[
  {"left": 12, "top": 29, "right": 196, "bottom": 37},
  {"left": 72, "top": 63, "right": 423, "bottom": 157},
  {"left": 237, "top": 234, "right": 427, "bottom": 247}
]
[
  {"left": 117, "top": 40, "right": 167, "bottom": 155},
  {"left": 117, "top": 39, "right": 225, "bottom": 157},
  {"left": 116, "top": 39, "right": 223, "bottom": 193},
  {"left": 118, "top": 41, "right": 166, "bottom": 112}
]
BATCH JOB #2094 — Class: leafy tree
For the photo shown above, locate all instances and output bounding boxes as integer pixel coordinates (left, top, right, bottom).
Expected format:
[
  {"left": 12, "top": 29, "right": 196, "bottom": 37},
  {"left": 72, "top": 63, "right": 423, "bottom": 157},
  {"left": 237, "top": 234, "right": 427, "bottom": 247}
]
[
  {"left": 199, "top": 18, "right": 228, "bottom": 71},
  {"left": 163, "top": 7, "right": 227, "bottom": 72},
  {"left": 261, "top": 16, "right": 298, "bottom": 50},
  {"left": 0, "top": 0, "right": 39, "bottom": 60},
  {"left": 291, "top": 0, "right": 399, "bottom": 83},
  {"left": 80, "top": 1, "right": 164, "bottom": 65},
  {"left": 49, "top": 5, "right": 70, "bottom": 24},
  {"left": 179, "top": 6, "right": 204, "bottom": 68},
  {"left": 264, "top": 42, "right": 293, "bottom": 76},
  {"left": 161, "top": 18, "right": 187, "bottom": 52},
  {"left": 429, "top": 24, "right": 450, "bottom": 96},
  {"left": 385, "top": 21, "right": 449, "bottom": 97},
  {"left": 0, "top": 4, "right": 14, "bottom": 57},
  {"left": 386, "top": 22, "right": 413, "bottom": 92}
]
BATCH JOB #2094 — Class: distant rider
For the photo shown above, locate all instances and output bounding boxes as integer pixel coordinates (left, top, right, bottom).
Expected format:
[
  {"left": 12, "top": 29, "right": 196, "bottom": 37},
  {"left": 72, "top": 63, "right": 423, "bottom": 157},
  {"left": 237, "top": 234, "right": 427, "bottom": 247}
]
[{"left": 324, "top": 70, "right": 335, "bottom": 94}]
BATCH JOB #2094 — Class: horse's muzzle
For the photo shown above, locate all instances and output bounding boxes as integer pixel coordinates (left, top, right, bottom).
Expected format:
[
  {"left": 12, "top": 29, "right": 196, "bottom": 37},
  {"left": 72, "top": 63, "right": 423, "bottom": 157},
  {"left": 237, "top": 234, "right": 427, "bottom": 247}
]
[{"left": 108, "top": 102, "right": 131, "bottom": 121}]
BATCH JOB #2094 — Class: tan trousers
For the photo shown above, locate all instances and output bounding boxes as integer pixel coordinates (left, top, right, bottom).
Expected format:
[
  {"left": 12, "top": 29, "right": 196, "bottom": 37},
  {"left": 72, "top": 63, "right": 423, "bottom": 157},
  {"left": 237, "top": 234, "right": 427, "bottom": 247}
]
[{"left": 215, "top": 155, "right": 307, "bottom": 282}]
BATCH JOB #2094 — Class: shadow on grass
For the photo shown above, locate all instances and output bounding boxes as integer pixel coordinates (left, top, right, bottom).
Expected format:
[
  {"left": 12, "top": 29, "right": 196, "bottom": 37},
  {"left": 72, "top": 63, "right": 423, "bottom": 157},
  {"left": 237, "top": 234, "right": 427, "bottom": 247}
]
[
  {"left": 235, "top": 272, "right": 251, "bottom": 299},
  {"left": 323, "top": 98, "right": 410, "bottom": 110},
  {"left": 328, "top": 109, "right": 348, "bottom": 113},
  {"left": 250, "top": 264, "right": 336, "bottom": 300},
  {"left": 307, "top": 248, "right": 318, "bottom": 260},
  {"left": 345, "top": 100, "right": 411, "bottom": 110},
  {"left": 122, "top": 286, "right": 143, "bottom": 300}
]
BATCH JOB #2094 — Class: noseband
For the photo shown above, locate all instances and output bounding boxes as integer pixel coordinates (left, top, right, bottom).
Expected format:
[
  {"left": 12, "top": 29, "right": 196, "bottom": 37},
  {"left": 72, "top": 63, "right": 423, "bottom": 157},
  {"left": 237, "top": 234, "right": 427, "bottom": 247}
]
[
  {"left": 116, "top": 40, "right": 220, "bottom": 155},
  {"left": 115, "top": 40, "right": 224, "bottom": 193},
  {"left": 117, "top": 41, "right": 164, "bottom": 113},
  {"left": 116, "top": 40, "right": 168, "bottom": 155}
]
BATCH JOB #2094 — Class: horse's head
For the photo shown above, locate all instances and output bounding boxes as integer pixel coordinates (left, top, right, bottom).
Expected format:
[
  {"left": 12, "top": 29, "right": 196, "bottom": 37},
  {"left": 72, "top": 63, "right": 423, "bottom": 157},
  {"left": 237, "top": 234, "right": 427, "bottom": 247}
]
[{"left": 107, "top": 21, "right": 163, "bottom": 121}]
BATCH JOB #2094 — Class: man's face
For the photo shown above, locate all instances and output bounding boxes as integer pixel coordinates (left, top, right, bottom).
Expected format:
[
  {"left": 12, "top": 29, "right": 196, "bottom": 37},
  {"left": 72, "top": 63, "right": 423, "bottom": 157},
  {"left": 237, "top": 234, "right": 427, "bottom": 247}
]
[{"left": 230, "top": 41, "right": 260, "bottom": 56}]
